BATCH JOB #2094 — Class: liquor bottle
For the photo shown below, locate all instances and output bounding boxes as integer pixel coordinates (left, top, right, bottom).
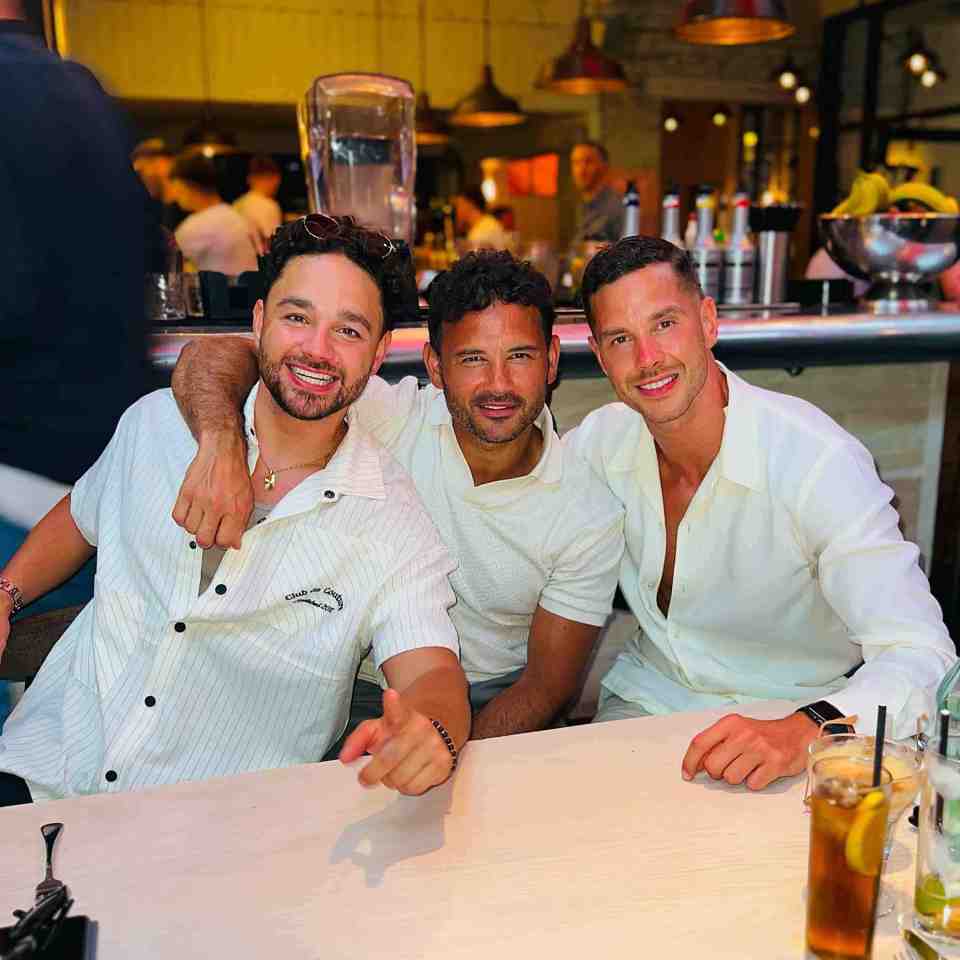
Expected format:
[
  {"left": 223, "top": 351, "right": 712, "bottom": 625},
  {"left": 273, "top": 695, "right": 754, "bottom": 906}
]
[
  {"left": 684, "top": 212, "right": 697, "bottom": 250},
  {"left": 691, "top": 188, "right": 722, "bottom": 300},
  {"left": 661, "top": 188, "right": 683, "bottom": 248},
  {"left": 622, "top": 181, "right": 640, "bottom": 238},
  {"left": 722, "top": 192, "right": 756, "bottom": 306}
]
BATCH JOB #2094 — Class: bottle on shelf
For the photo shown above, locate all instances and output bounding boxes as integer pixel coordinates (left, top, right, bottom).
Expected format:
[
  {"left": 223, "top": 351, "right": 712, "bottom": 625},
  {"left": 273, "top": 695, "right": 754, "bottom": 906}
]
[
  {"left": 722, "top": 191, "right": 756, "bottom": 306},
  {"left": 661, "top": 188, "right": 683, "bottom": 248},
  {"left": 622, "top": 180, "right": 640, "bottom": 238},
  {"left": 691, "top": 187, "right": 723, "bottom": 301},
  {"left": 683, "top": 211, "right": 697, "bottom": 250}
]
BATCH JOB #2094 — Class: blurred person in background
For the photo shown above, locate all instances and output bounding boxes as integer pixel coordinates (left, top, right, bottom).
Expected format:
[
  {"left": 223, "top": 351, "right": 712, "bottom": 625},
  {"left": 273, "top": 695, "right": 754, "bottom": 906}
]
[
  {"left": 170, "top": 153, "right": 259, "bottom": 276},
  {"left": 132, "top": 138, "right": 174, "bottom": 206},
  {"left": 570, "top": 141, "right": 623, "bottom": 246},
  {"left": 454, "top": 186, "right": 510, "bottom": 250},
  {"left": 0, "top": 0, "right": 151, "bottom": 723},
  {"left": 233, "top": 154, "right": 283, "bottom": 254}
]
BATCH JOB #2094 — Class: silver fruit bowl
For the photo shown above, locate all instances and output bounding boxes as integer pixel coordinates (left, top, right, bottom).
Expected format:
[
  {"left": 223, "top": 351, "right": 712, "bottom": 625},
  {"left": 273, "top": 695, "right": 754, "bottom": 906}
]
[{"left": 819, "top": 212, "right": 959, "bottom": 312}]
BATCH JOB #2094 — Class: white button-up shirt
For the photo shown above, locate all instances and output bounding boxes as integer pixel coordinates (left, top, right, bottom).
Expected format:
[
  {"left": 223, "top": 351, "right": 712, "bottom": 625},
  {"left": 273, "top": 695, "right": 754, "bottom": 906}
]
[
  {"left": 353, "top": 377, "right": 625, "bottom": 683},
  {"left": 0, "top": 386, "right": 458, "bottom": 799},
  {"left": 565, "top": 364, "right": 955, "bottom": 738}
]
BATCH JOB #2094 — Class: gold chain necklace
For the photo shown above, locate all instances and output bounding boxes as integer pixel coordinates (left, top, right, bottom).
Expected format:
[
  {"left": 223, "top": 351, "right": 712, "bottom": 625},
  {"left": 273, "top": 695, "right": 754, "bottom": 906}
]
[{"left": 259, "top": 422, "right": 347, "bottom": 490}]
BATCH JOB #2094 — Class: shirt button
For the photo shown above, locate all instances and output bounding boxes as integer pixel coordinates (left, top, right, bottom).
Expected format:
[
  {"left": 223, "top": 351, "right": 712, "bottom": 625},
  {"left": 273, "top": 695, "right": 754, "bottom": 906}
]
[
  {"left": 105, "top": 770, "right": 118, "bottom": 783},
  {"left": 215, "top": 584, "right": 227, "bottom": 595},
  {"left": 324, "top": 489, "right": 336, "bottom": 500},
  {"left": 144, "top": 696, "right": 156, "bottom": 707},
  {"left": 174, "top": 621, "right": 186, "bottom": 633},
  {"left": 188, "top": 540, "right": 197, "bottom": 550}
]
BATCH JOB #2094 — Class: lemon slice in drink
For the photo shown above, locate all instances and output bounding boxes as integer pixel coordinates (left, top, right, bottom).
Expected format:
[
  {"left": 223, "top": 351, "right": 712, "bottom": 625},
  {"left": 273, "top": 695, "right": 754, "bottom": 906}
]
[{"left": 845, "top": 789, "right": 887, "bottom": 876}]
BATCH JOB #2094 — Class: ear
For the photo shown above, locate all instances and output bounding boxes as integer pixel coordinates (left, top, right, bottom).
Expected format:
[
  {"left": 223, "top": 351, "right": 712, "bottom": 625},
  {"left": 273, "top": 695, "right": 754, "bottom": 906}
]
[
  {"left": 700, "top": 295, "right": 719, "bottom": 350},
  {"left": 252, "top": 298, "right": 265, "bottom": 346},
  {"left": 423, "top": 342, "right": 444, "bottom": 390},
  {"left": 587, "top": 333, "right": 609, "bottom": 378},
  {"left": 546, "top": 333, "right": 560, "bottom": 386},
  {"left": 371, "top": 330, "right": 392, "bottom": 377}
]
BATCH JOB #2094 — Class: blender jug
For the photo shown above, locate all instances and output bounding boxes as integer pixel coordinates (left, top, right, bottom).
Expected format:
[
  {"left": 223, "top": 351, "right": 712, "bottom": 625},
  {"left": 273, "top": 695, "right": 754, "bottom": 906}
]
[{"left": 298, "top": 73, "right": 416, "bottom": 243}]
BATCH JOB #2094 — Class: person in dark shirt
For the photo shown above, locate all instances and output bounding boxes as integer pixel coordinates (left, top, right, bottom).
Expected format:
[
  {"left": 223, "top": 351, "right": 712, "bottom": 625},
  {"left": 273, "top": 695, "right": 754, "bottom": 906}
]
[
  {"left": 0, "top": 2, "right": 151, "bottom": 723},
  {"left": 570, "top": 141, "right": 624, "bottom": 245}
]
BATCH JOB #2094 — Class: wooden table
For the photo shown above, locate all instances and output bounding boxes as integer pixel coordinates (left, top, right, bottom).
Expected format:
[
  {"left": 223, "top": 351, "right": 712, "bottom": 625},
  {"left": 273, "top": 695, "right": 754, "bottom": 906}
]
[{"left": 0, "top": 702, "right": 918, "bottom": 959}]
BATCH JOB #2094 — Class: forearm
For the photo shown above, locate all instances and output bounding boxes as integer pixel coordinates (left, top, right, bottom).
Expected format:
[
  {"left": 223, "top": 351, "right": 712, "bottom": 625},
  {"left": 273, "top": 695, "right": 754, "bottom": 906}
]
[
  {"left": 171, "top": 335, "right": 258, "bottom": 440},
  {"left": 398, "top": 664, "right": 471, "bottom": 749},
  {"left": 471, "top": 672, "right": 567, "bottom": 740},
  {"left": 1, "top": 495, "right": 95, "bottom": 613}
]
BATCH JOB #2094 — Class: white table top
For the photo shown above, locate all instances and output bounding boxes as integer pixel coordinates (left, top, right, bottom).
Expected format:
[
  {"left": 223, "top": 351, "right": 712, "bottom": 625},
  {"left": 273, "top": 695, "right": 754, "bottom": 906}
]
[{"left": 0, "top": 701, "right": 918, "bottom": 959}]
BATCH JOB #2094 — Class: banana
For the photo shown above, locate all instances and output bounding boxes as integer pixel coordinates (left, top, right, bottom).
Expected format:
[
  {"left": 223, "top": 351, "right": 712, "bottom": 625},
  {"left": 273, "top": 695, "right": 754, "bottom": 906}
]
[
  {"left": 889, "top": 182, "right": 959, "bottom": 214},
  {"left": 831, "top": 170, "right": 891, "bottom": 216}
]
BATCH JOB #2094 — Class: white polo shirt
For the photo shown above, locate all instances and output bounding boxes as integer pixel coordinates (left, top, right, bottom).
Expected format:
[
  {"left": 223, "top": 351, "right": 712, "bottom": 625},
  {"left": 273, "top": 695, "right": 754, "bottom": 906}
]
[
  {"left": 352, "top": 377, "right": 624, "bottom": 684},
  {"left": 0, "top": 386, "right": 458, "bottom": 799},
  {"left": 565, "top": 363, "right": 956, "bottom": 739},
  {"left": 174, "top": 203, "right": 258, "bottom": 275}
]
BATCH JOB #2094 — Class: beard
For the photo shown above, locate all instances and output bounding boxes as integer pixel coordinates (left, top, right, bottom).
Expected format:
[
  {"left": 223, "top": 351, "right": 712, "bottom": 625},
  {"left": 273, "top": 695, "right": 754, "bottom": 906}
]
[
  {"left": 444, "top": 387, "right": 545, "bottom": 445},
  {"left": 258, "top": 348, "right": 370, "bottom": 422}
]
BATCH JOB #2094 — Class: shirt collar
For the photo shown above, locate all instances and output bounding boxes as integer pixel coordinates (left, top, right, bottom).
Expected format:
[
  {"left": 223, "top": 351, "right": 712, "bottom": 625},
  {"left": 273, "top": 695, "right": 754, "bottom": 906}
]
[
  {"left": 242, "top": 383, "right": 386, "bottom": 503},
  {"left": 606, "top": 361, "right": 764, "bottom": 493},
  {"left": 426, "top": 388, "right": 563, "bottom": 486}
]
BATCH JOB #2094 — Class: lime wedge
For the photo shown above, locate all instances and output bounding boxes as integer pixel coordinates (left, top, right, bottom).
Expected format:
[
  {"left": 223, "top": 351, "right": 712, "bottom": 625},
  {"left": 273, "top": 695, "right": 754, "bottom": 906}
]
[
  {"left": 845, "top": 789, "right": 887, "bottom": 876},
  {"left": 916, "top": 874, "right": 946, "bottom": 915}
]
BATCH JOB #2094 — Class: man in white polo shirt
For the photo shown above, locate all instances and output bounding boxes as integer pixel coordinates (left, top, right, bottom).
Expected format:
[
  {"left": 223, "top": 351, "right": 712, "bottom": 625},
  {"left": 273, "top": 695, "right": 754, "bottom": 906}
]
[
  {"left": 0, "top": 216, "right": 470, "bottom": 805},
  {"left": 168, "top": 250, "right": 625, "bottom": 741},
  {"left": 567, "top": 235, "right": 955, "bottom": 789}
]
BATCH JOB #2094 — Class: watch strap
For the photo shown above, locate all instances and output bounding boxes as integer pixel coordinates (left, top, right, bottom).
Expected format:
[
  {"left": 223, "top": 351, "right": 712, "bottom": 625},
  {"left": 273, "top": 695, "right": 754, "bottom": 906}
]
[{"left": 796, "top": 700, "right": 856, "bottom": 734}]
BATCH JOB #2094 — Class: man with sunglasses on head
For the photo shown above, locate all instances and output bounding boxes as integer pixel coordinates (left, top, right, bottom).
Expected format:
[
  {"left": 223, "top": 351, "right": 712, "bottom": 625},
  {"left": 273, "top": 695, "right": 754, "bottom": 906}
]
[
  {"left": 169, "top": 247, "right": 624, "bottom": 741},
  {"left": 0, "top": 217, "right": 470, "bottom": 806}
]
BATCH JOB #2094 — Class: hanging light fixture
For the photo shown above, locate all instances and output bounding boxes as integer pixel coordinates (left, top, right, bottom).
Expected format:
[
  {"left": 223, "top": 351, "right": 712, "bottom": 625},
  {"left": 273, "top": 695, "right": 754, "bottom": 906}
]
[
  {"left": 414, "top": 0, "right": 450, "bottom": 145},
  {"left": 794, "top": 83, "right": 811, "bottom": 105},
  {"left": 184, "top": 0, "right": 237, "bottom": 157},
  {"left": 902, "top": 31, "right": 932, "bottom": 76},
  {"left": 536, "top": 9, "right": 628, "bottom": 95},
  {"left": 712, "top": 106, "right": 731, "bottom": 127},
  {"left": 663, "top": 111, "right": 681, "bottom": 133},
  {"left": 449, "top": 0, "right": 526, "bottom": 128},
  {"left": 771, "top": 56, "right": 799, "bottom": 90},
  {"left": 920, "top": 63, "right": 946, "bottom": 89},
  {"left": 676, "top": 0, "right": 795, "bottom": 46}
]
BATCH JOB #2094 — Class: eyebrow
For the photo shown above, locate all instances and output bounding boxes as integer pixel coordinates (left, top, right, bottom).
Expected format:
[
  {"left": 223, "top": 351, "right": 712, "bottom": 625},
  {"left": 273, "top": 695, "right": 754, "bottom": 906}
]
[
  {"left": 453, "top": 343, "right": 542, "bottom": 357},
  {"left": 276, "top": 296, "right": 314, "bottom": 310},
  {"left": 275, "top": 298, "right": 374, "bottom": 334},
  {"left": 600, "top": 306, "right": 682, "bottom": 339}
]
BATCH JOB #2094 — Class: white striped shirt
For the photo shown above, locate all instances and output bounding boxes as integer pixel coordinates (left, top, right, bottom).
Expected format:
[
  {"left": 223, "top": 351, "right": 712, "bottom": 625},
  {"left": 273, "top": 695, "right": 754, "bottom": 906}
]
[{"left": 0, "top": 386, "right": 458, "bottom": 799}]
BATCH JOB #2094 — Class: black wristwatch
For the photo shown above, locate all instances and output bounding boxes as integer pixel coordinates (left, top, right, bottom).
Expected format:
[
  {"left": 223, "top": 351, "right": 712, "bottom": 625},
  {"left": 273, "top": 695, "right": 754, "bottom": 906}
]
[{"left": 796, "top": 700, "right": 855, "bottom": 734}]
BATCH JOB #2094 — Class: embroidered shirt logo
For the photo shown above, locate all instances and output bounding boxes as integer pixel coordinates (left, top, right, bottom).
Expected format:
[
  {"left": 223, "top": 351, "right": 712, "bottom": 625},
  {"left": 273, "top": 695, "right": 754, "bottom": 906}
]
[{"left": 284, "top": 586, "right": 344, "bottom": 613}]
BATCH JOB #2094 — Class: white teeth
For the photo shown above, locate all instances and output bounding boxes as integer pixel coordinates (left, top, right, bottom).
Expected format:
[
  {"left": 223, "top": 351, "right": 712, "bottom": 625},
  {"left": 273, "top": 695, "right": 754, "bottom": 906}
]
[
  {"left": 639, "top": 375, "right": 676, "bottom": 392},
  {"left": 292, "top": 367, "right": 334, "bottom": 385}
]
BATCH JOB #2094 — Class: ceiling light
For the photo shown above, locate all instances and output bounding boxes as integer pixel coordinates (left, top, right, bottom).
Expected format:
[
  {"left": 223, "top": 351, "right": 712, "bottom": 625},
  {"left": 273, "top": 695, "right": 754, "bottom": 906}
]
[
  {"left": 415, "top": 92, "right": 451, "bottom": 146},
  {"left": 921, "top": 67, "right": 939, "bottom": 88},
  {"left": 771, "top": 57, "right": 799, "bottom": 90},
  {"left": 664, "top": 114, "right": 680, "bottom": 132},
  {"left": 908, "top": 51, "right": 929, "bottom": 75},
  {"left": 675, "top": 0, "right": 795, "bottom": 46},
  {"left": 743, "top": 130, "right": 759, "bottom": 147},
  {"left": 795, "top": 84, "right": 811, "bottom": 105},
  {"left": 712, "top": 106, "right": 730, "bottom": 127},
  {"left": 537, "top": 15, "right": 628, "bottom": 95}
]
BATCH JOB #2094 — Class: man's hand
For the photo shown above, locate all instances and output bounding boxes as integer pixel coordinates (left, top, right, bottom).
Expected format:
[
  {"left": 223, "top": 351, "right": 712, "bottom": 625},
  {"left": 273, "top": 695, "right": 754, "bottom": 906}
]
[
  {"left": 171, "top": 432, "right": 253, "bottom": 549},
  {"left": 681, "top": 712, "right": 819, "bottom": 790},
  {"left": 339, "top": 689, "right": 456, "bottom": 796}
]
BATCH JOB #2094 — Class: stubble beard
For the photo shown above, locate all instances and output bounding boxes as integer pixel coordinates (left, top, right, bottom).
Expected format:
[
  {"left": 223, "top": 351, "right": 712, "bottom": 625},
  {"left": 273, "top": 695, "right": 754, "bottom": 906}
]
[
  {"left": 259, "top": 349, "right": 369, "bottom": 422},
  {"left": 445, "top": 388, "right": 545, "bottom": 446}
]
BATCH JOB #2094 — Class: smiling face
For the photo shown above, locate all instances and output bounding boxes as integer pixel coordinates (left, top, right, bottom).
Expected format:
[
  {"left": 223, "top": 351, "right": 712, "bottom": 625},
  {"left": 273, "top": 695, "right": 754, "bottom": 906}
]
[
  {"left": 424, "top": 301, "right": 559, "bottom": 446},
  {"left": 588, "top": 263, "right": 718, "bottom": 426},
  {"left": 252, "top": 253, "right": 390, "bottom": 421}
]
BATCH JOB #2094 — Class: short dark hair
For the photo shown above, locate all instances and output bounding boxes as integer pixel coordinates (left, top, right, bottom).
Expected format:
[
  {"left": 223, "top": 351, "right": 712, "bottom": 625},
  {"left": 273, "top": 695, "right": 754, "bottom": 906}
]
[
  {"left": 458, "top": 185, "right": 487, "bottom": 213},
  {"left": 258, "top": 216, "right": 419, "bottom": 334},
  {"left": 572, "top": 140, "right": 609, "bottom": 164},
  {"left": 170, "top": 153, "right": 220, "bottom": 193},
  {"left": 426, "top": 250, "right": 554, "bottom": 352},
  {"left": 249, "top": 154, "right": 280, "bottom": 177},
  {"left": 580, "top": 236, "right": 701, "bottom": 333}
]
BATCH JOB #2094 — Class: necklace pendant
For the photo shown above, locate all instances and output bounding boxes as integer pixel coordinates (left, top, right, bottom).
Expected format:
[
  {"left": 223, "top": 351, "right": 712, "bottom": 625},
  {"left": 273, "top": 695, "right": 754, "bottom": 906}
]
[{"left": 264, "top": 471, "right": 277, "bottom": 491}]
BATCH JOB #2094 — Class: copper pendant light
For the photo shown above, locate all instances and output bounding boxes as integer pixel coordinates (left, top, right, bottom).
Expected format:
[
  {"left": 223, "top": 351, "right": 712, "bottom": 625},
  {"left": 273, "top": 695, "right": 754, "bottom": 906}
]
[
  {"left": 414, "top": 0, "right": 451, "bottom": 146},
  {"left": 675, "top": 0, "right": 795, "bottom": 45},
  {"left": 538, "top": 16, "right": 628, "bottom": 95},
  {"left": 449, "top": 0, "right": 526, "bottom": 128}
]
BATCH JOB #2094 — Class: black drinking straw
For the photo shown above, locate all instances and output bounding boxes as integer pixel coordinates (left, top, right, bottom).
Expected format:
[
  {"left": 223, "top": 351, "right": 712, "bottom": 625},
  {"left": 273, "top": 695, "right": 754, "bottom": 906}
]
[
  {"left": 937, "top": 708, "right": 951, "bottom": 831},
  {"left": 873, "top": 705, "right": 887, "bottom": 787}
]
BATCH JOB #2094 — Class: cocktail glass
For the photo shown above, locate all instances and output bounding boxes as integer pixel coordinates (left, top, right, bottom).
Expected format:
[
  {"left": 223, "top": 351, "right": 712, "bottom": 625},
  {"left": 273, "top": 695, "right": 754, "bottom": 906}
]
[
  {"left": 912, "top": 750, "right": 960, "bottom": 956},
  {"left": 806, "top": 755, "right": 892, "bottom": 960},
  {"left": 807, "top": 734, "right": 922, "bottom": 917}
]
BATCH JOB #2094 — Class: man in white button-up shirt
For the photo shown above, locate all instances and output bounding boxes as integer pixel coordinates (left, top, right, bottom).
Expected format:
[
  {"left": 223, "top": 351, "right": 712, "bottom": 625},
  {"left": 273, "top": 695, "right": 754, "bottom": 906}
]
[
  {"left": 567, "top": 235, "right": 955, "bottom": 790},
  {"left": 0, "top": 216, "right": 470, "bottom": 805},
  {"left": 168, "top": 251, "right": 625, "bottom": 740}
]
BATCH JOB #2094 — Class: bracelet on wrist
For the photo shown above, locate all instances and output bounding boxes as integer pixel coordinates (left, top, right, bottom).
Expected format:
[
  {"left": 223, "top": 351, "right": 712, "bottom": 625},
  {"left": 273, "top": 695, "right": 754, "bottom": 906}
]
[
  {"left": 0, "top": 576, "right": 24, "bottom": 617},
  {"left": 430, "top": 718, "right": 459, "bottom": 775}
]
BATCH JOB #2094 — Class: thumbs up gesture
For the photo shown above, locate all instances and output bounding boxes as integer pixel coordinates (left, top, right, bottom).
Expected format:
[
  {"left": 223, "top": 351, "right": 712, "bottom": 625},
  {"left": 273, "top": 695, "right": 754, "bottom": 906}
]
[{"left": 339, "top": 689, "right": 457, "bottom": 796}]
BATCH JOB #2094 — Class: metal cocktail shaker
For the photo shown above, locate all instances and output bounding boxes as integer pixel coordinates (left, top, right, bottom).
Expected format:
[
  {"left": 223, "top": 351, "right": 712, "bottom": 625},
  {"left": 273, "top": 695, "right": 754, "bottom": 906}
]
[{"left": 750, "top": 204, "right": 802, "bottom": 306}]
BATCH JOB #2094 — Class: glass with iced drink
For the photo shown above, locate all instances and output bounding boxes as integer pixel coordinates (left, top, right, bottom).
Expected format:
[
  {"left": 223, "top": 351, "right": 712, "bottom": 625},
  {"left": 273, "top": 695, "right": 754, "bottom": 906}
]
[{"left": 806, "top": 755, "right": 891, "bottom": 960}]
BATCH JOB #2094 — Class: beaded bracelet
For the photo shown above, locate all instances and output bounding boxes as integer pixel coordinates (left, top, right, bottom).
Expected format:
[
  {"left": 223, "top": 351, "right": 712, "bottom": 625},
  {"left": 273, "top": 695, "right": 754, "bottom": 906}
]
[
  {"left": 0, "top": 576, "right": 23, "bottom": 617},
  {"left": 430, "top": 718, "right": 459, "bottom": 774}
]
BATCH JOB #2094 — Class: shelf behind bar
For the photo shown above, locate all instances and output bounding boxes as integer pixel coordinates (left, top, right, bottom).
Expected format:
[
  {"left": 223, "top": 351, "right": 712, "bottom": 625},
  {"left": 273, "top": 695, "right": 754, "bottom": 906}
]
[{"left": 151, "top": 307, "right": 960, "bottom": 382}]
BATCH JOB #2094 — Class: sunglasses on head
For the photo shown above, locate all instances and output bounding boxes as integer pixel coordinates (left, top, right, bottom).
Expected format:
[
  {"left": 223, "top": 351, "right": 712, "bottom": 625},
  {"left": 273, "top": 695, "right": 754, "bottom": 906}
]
[{"left": 299, "top": 213, "right": 404, "bottom": 260}]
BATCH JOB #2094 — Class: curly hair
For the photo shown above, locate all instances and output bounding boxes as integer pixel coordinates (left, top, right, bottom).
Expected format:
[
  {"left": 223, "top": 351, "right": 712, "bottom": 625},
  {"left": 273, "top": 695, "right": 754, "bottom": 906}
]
[
  {"left": 425, "top": 250, "right": 554, "bottom": 352},
  {"left": 580, "top": 236, "right": 700, "bottom": 334},
  {"left": 258, "top": 217, "right": 420, "bottom": 334}
]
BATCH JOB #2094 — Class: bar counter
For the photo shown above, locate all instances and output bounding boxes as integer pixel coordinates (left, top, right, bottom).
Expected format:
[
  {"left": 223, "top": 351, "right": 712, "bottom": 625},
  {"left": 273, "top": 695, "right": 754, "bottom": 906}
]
[{"left": 151, "top": 305, "right": 960, "bottom": 380}]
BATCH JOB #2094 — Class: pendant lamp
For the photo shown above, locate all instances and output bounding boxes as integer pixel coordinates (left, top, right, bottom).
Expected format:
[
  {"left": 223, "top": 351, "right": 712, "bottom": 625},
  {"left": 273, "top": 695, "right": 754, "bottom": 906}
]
[
  {"left": 449, "top": 0, "right": 526, "bottom": 128},
  {"left": 538, "top": 15, "right": 627, "bottom": 95},
  {"left": 675, "top": 0, "right": 795, "bottom": 45},
  {"left": 415, "top": 0, "right": 451, "bottom": 145},
  {"left": 185, "top": 0, "right": 237, "bottom": 157}
]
